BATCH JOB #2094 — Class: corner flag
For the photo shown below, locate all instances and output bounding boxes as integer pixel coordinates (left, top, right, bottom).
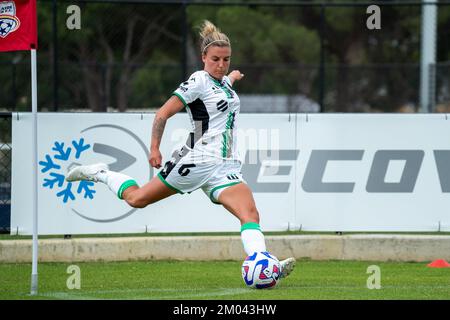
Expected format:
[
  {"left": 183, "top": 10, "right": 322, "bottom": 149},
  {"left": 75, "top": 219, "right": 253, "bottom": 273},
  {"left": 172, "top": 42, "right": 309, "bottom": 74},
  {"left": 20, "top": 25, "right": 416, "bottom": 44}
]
[{"left": 0, "top": 0, "right": 39, "bottom": 295}]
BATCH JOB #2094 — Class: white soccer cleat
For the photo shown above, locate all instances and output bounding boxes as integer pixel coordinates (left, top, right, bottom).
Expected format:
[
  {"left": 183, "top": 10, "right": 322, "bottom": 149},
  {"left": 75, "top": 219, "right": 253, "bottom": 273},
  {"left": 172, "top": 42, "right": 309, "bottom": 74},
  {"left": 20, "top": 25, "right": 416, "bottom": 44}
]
[
  {"left": 66, "top": 163, "right": 109, "bottom": 182},
  {"left": 279, "top": 257, "right": 296, "bottom": 279}
]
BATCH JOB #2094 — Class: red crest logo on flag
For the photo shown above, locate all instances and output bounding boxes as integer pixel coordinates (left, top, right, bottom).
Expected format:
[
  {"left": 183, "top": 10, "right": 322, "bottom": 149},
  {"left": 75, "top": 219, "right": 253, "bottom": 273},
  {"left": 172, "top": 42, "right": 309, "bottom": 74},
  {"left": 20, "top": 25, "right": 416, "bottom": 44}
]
[
  {"left": 0, "top": 1, "right": 21, "bottom": 38},
  {"left": 0, "top": 0, "right": 37, "bottom": 52}
]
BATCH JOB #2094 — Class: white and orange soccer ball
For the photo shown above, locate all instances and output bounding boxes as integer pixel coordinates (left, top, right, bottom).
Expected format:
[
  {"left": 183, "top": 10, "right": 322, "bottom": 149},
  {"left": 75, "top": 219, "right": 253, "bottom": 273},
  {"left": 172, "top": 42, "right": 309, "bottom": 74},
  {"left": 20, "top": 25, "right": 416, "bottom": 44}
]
[{"left": 241, "top": 251, "right": 281, "bottom": 289}]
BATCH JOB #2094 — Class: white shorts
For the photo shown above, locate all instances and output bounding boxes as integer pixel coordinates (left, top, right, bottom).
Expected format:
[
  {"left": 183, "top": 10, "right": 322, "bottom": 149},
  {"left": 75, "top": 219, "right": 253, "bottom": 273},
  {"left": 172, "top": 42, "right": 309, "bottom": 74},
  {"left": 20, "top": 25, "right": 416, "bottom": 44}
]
[{"left": 157, "top": 148, "right": 244, "bottom": 204}]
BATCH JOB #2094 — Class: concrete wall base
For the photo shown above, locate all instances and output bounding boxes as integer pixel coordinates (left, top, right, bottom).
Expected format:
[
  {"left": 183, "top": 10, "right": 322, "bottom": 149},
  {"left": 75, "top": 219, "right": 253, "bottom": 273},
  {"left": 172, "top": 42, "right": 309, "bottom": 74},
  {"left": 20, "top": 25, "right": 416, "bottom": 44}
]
[{"left": 1, "top": 235, "right": 450, "bottom": 263}]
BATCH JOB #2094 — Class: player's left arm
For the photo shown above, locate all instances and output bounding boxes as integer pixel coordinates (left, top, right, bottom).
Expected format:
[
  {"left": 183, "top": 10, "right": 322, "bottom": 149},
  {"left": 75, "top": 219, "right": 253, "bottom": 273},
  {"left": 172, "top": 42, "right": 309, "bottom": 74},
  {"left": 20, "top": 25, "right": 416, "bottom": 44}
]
[{"left": 227, "top": 70, "right": 244, "bottom": 86}]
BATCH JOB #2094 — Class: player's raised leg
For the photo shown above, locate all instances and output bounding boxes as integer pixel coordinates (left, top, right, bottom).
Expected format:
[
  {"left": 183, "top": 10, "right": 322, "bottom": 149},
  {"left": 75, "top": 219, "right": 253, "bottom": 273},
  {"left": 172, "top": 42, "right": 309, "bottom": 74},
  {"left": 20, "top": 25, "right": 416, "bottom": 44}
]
[
  {"left": 121, "top": 175, "right": 177, "bottom": 208},
  {"left": 217, "top": 182, "right": 296, "bottom": 279},
  {"left": 66, "top": 163, "right": 177, "bottom": 208}
]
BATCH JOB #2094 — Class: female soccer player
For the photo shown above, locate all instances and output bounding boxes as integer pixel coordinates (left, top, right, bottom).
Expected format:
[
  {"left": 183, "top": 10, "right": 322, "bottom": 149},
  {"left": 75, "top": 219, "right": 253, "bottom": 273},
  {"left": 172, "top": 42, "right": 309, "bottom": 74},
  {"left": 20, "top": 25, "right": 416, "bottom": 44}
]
[{"left": 67, "top": 20, "right": 295, "bottom": 279}]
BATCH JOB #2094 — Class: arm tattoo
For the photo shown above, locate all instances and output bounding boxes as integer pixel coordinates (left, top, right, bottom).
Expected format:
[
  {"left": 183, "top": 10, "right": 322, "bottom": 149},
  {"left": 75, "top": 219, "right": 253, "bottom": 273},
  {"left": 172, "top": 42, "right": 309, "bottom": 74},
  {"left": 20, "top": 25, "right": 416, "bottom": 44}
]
[{"left": 151, "top": 116, "right": 167, "bottom": 148}]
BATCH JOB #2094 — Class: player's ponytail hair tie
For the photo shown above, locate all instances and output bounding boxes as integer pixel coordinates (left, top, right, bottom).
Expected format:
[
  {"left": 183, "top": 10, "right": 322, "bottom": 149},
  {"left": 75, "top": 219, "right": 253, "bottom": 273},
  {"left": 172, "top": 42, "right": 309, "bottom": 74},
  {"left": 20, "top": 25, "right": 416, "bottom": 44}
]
[{"left": 199, "top": 20, "right": 231, "bottom": 54}]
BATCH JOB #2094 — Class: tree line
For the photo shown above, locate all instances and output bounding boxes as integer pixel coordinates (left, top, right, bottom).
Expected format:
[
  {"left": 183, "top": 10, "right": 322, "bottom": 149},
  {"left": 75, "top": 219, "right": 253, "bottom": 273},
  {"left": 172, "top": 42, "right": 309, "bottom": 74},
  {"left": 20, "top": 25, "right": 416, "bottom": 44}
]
[{"left": 0, "top": 0, "right": 449, "bottom": 112}]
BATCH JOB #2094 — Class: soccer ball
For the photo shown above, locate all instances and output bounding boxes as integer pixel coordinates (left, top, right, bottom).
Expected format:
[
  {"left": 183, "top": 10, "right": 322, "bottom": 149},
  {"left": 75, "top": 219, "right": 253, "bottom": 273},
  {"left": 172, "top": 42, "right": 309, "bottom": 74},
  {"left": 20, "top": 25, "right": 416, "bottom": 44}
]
[{"left": 241, "top": 251, "right": 281, "bottom": 289}]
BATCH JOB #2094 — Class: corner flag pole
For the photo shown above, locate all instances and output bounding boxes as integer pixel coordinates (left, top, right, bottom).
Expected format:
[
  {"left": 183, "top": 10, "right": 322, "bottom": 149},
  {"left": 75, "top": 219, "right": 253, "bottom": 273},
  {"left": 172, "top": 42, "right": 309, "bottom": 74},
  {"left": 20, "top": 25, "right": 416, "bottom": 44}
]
[
  {"left": 0, "top": 0, "right": 39, "bottom": 295},
  {"left": 30, "top": 47, "right": 38, "bottom": 295}
]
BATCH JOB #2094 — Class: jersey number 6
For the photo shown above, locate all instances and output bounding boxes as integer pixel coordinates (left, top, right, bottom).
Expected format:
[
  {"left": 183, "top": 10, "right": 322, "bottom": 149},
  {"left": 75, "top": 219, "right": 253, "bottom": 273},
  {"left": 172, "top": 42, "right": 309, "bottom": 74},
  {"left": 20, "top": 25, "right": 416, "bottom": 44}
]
[{"left": 178, "top": 164, "right": 196, "bottom": 176}]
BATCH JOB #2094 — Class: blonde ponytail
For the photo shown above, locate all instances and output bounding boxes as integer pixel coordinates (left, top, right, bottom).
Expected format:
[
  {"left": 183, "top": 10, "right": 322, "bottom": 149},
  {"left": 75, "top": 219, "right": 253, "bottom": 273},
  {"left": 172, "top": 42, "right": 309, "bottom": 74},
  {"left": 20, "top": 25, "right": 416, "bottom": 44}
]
[{"left": 199, "top": 20, "right": 230, "bottom": 54}]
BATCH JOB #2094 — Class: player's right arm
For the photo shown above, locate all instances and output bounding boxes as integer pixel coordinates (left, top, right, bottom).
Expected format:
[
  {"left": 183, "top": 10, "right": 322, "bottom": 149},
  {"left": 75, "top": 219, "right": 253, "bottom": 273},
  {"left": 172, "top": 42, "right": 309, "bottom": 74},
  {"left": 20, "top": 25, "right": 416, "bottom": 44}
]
[
  {"left": 149, "top": 96, "right": 184, "bottom": 169},
  {"left": 150, "top": 72, "right": 202, "bottom": 169}
]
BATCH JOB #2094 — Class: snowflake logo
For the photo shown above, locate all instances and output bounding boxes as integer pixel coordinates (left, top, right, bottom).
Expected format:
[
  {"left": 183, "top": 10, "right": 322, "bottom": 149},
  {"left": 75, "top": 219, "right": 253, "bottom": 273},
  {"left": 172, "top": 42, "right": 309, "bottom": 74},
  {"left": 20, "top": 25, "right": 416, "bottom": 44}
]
[{"left": 39, "top": 138, "right": 95, "bottom": 203}]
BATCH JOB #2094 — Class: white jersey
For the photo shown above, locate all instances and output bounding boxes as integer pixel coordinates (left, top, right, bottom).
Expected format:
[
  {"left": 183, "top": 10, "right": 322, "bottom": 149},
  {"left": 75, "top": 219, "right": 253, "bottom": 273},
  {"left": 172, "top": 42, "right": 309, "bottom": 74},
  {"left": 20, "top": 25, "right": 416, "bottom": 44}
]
[{"left": 172, "top": 70, "right": 240, "bottom": 162}]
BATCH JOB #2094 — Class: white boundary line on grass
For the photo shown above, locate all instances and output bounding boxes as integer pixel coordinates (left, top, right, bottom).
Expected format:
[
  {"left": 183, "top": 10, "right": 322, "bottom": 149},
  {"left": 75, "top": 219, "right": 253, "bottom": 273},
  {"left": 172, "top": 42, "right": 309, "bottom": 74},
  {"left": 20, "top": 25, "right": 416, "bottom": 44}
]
[{"left": 39, "top": 287, "right": 250, "bottom": 300}]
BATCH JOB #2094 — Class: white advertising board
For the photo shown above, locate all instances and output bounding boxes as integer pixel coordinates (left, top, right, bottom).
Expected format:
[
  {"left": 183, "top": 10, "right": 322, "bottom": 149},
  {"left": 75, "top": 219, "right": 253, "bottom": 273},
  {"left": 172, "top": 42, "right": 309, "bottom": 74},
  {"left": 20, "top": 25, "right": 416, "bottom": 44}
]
[
  {"left": 296, "top": 114, "right": 450, "bottom": 231},
  {"left": 11, "top": 113, "right": 293, "bottom": 234},
  {"left": 11, "top": 113, "right": 450, "bottom": 234}
]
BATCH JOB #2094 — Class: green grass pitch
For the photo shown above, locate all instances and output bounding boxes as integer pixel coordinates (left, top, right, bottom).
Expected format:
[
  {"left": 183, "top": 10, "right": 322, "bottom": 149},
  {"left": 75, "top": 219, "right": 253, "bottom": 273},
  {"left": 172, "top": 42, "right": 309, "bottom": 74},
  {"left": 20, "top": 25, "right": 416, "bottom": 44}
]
[{"left": 1, "top": 260, "right": 449, "bottom": 300}]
